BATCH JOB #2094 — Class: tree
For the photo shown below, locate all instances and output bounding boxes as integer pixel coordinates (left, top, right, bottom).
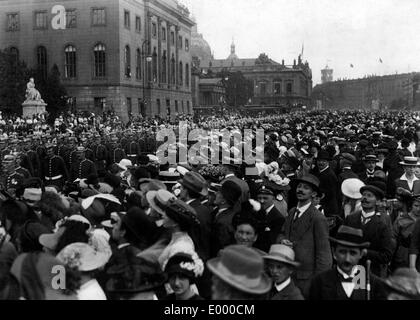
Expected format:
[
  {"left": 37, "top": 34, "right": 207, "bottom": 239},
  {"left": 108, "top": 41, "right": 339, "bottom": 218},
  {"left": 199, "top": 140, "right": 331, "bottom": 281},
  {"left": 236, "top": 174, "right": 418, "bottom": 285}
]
[
  {"left": 34, "top": 64, "right": 68, "bottom": 119},
  {"left": 217, "top": 70, "right": 253, "bottom": 107},
  {"left": 0, "top": 49, "right": 31, "bottom": 114}
]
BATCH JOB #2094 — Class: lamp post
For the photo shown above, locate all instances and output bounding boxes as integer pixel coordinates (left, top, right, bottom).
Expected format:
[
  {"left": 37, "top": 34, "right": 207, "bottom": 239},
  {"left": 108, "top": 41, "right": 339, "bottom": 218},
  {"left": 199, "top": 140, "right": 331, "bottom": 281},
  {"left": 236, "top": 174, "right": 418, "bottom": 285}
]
[{"left": 142, "top": 40, "right": 152, "bottom": 117}]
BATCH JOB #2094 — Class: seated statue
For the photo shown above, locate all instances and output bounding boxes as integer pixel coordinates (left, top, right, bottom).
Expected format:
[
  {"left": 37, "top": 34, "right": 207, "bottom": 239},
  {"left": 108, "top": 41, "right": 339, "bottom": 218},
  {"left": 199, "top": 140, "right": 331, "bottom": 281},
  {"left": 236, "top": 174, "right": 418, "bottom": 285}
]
[{"left": 25, "top": 78, "right": 44, "bottom": 103}]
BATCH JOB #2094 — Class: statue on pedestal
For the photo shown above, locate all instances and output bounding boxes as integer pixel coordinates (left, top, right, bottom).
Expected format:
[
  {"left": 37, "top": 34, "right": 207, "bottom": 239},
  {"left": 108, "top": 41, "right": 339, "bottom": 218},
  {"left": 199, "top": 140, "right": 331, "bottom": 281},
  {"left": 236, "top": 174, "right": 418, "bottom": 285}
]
[{"left": 25, "top": 77, "right": 44, "bottom": 103}]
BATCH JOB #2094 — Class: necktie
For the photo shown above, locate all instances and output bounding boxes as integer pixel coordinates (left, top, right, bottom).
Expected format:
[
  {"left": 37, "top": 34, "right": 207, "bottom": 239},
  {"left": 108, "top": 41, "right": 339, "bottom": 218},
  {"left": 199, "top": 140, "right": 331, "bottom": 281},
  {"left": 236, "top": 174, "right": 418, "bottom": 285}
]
[
  {"left": 340, "top": 275, "right": 354, "bottom": 283},
  {"left": 293, "top": 208, "right": 301, "bottom": 221}
]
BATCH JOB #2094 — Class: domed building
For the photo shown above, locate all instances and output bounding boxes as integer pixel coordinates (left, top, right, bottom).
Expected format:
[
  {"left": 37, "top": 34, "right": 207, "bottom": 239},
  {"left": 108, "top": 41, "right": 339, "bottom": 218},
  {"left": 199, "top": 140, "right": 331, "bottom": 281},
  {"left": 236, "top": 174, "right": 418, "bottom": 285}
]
[{"left": 191, "top": 22, "right": 213, "bottom": 69}]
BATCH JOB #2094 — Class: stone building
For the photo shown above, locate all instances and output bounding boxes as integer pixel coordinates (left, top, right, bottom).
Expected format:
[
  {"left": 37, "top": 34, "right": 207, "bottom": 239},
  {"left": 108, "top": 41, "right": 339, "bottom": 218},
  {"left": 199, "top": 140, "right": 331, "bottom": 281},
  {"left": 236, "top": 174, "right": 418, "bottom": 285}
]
[
  {"left": 206, "top": 41, "right": 313, "bottom": 107},
  {"left": 0, "top": 0, "right": 195, "bottom": 121},
  {"left": 312, "top": 72, "right": 420, "bottom": 110}
]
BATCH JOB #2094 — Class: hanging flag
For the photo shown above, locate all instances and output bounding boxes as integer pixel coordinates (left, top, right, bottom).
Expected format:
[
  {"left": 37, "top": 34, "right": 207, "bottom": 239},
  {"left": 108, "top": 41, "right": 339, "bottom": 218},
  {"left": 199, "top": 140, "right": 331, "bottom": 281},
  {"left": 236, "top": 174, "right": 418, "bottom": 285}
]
[
  {"left": 301, "top": 43, "right": 304, "bottom": 57},
  {"left": 379, "top": 58, "right": 383, "bottom": 63},
  {"left": 350, "top": 64, "right": 354, "bottom": 68}
]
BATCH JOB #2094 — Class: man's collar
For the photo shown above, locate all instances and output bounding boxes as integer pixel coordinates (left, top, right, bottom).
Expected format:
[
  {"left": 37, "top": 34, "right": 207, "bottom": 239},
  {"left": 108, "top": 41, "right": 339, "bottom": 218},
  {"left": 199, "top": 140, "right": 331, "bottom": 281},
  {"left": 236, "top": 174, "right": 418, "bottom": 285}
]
[
  {"left": 225, "top": 173, "right": 235, "bottom": 178},
  {"left": 319, "top": 165, "right": 330, "bottom": 173},
  {"left": 275, "top": 277, "right": 291, "bottom": 292},
  {"left": 337, "top": 266, "right": 359, "bottom": 279},
  {"left": 400, "top": 173, "right": 419, "bottom": 182},
  {"left": 265, "top": 204, "right": 275, "bottom": 214},
  {"left": 186, "top": 199, "right": 195, "bottom": 205},
  {"left": 117, "top": 243, "right": 130, "bottom": 250}
]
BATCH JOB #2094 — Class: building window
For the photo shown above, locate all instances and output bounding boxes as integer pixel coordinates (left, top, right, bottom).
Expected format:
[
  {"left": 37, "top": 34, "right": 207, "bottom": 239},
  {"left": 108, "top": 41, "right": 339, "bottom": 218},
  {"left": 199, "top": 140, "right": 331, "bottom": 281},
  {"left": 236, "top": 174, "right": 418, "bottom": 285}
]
[
  {"left": 124, "top": 10, "right": 130, "bottom": 29},
  {"left": 94, "top": 97, "right": 106, "bottom": 111},
  {"left": 37, "top": 46, "right": 48, "bottom": 79},
  {"left": 259, "top": 82, "right": 267, "bottom": 95},
  {"left": 136, "top": 48, "right": 141, "bottom": 79},
  {"left": 179, "top": 62, "right": 183, "bottom": 86},
  {"left": 126, "top": 97, "right": 132, "bottom": 116},
  {"left": 185, "top": 39, "right": 189, "bottom": 51},
  {"left": 92, "top": 8, "right": 106, "bottom": 26},
  {"left": 135, "top": 16, "right": 141, "bottom": 33},
  {"left": 124, "top": 45, "right": 131, "bottom": 78},
  {"left": 178, "top": 36, "right": 183, "bottom": 49},
  {"left": 171, "top": 31, "right": 175, "bottom": 46},
  {"left": 34, "top": 11, "right": 48, "bottom": 29},
  {"left": 286, "top": 82, "right": 293, "bottom": 94},
  {"left": 152, "top": 47, "right": 157, "bottom": 82},
  {"left": 175, "top": 100, "right": 178, "bottom": 113},
  {"left": 64, "top": 45, "right": 76, "bottom": 78},
  {"left": 185, "top": 63, "right": 189, "bottom": 88},
  {"left": 93, "top": 43, "right": 106, "bottom": 77},
  {"left": 157, "top": 99, "right": 161, "bottom": 115},
  {"left": 187, "top": 101, "right": 190, "bottom": 113},
  {"left": 274, "top": 82, "right": 281, "bottom": 95},
  {"left": 66, "top": 9, "right": 77, "bottom": 28},
  {"left": 152, "top": 22, "right": 157, "bottom": 37},
  {"left": 161, "top": 50, "right": 167, "bottom": 83},
  {"left": 181, "top": 101, "right": 184, "bottom": 113},
  {"left": 162, "top": 27, "right": 166, "bottom": 41},
  {"left": 6, "top": 13, "right": 19, "bottom": 31},
  {"left": 166, "top": 99, "right": 171, "bottom": 116},
  {"left": 171, "top": 54, "right": 175, "bottom": 84}
]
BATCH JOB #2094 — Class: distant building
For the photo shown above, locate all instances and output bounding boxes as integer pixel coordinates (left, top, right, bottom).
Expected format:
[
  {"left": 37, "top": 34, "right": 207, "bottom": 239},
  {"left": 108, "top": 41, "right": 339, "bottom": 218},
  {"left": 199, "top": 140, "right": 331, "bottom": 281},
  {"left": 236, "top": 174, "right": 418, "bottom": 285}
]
[
  {"left": 0, "top": 0, "right": 195, "bottom": 121},
  {"left": 190, "top": 34, "right": 313, "bottom": 108},
  {"left": 312, "top": 72, "right": 420, "bottom": 110},
  {"left": 321, "top": 65, "right": 333, "bottom": 84}
]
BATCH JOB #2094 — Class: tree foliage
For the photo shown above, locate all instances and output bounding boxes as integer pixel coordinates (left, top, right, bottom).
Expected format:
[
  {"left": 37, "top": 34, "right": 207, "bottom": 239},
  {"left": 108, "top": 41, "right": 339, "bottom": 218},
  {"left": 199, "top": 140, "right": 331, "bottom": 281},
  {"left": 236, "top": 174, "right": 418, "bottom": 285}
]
[
  {"left": 217, "top": 69, "right": 254, "bottom": 107},
  {"left": 0, "top": 49, "right": 31, "bottom": 114}
]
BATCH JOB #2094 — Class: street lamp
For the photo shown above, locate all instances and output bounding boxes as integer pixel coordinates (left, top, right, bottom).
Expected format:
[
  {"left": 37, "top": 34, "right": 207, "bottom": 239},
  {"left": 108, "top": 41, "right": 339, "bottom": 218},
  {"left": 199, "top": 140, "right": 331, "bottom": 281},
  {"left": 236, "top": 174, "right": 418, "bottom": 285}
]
[{"left": 142, "top": 40, "right": 152, "bottom": 117}]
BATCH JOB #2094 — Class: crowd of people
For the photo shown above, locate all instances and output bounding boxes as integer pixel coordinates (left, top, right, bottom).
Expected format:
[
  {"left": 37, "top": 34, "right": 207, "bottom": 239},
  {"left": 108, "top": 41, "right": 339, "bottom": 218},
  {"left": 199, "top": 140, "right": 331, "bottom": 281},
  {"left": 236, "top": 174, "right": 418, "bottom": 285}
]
[{"left": 0, "top": 109, "right": 420, "bottom": 300}]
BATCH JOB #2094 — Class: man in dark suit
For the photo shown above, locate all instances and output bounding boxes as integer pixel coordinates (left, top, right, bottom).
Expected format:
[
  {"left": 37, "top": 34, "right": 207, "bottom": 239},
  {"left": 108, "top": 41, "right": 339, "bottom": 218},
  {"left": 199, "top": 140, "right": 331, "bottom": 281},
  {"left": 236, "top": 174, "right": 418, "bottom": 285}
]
[
  {"left": 393, "top": 157, "right": 420, "bottom": 197},
  {"left": 338, "top": 153, "right": 359, "bottom": 186},
  {"left": 313, "top": 150, "right": 340, "bottom": 217},
  {"left": 264, "top": 244, "right": 304, "bottom": 300},
  {"left": 278, "top": 174, "right": 332, "bottom": 297},
  {"left": 255, "top": 186, "right": 285, "bottom": 253},
  {"left": 358, "top": 154, "right": 383, "bottom": 184},
  {"left": 178, "top": 171, "right": 212, "bottom": 261},
  {"left": 221, "top": 165, "right": 250, "bottom": 205},
  {"left": 309, "top": 225, "right": 387, "bottom": 300},
  {"left": 344, "top": 184, "right": 395, "bottom": 278},
  {"left": 383, "top": 141, "right": 404, "bottom": 198}
]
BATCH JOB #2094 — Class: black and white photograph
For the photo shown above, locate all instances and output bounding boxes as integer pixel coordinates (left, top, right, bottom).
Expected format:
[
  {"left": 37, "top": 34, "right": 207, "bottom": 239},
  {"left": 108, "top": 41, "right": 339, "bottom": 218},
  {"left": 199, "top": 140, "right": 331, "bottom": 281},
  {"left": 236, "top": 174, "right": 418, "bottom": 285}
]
[{"left": 0, "top": 0, "right": 420, "bottom": 305}]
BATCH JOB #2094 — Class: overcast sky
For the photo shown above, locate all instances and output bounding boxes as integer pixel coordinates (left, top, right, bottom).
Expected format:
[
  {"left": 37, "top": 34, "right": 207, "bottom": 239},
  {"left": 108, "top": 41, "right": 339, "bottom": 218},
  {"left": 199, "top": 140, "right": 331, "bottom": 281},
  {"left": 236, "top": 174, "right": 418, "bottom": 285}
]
[{"left": 182, "top": 0, "right": 420, "bottom": 85}]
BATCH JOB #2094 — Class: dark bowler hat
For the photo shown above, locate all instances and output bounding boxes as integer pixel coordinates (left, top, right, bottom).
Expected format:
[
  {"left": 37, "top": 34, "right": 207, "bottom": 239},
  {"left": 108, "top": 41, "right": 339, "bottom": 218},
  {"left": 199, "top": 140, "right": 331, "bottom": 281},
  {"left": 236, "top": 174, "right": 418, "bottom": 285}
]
[
  {"left": 177, "top": 171, "right": 208, "bottom": 196},
  {"left": 329, "top": 225, "right": 370, "bottom": 248},
  {"left": 360, "top": 184, "right": 384, "bottom": 199},
  {"left": 206, "top": 245, "right": 272, "bottom": 295},
  {"left": 122, "top": 207, "right": 158, "bottom": 244},
  {"left": 316, "top": 150, "right": 331, "bottom": 161},
  {"left": 294, "top": 174, "right": 320, "bottom": 193}
]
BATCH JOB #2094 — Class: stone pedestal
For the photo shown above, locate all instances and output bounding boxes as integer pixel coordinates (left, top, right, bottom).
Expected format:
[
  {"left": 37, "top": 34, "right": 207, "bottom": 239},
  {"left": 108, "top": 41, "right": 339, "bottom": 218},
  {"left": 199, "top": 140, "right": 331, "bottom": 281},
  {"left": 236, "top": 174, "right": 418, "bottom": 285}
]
[{"left": 22, "top": 101, "right": 47, "bottom": 117}]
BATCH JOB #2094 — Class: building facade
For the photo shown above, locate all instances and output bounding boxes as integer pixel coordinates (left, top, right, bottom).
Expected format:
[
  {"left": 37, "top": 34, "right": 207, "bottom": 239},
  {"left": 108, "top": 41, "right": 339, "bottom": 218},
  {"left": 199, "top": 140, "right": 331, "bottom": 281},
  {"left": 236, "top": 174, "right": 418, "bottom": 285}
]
[
  {"left": 312, "top": 72, "right": 420, "bottom": 110},
  {"left": 0, "top": 0, "right": 195, "bottom": 121},
  {"left": 206, "top": 42, "right": 313, "bottom": 107},
  {"left": 321, "top": 65, "right": 333, "bottom": 84}
]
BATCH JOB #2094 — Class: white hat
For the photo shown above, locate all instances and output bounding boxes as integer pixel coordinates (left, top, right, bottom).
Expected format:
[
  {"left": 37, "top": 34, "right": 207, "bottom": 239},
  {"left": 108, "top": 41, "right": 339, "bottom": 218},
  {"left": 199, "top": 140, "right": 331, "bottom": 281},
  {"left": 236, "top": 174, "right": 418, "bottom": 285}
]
[
  {"left": 341, "top": 178, "right": 365, "bottom": 200},
  {"left": 118, "top": 159, "right": 133, "bottom": 171},
  {"left": 57, "top": 242, "right": 111, "bottom": 272}
]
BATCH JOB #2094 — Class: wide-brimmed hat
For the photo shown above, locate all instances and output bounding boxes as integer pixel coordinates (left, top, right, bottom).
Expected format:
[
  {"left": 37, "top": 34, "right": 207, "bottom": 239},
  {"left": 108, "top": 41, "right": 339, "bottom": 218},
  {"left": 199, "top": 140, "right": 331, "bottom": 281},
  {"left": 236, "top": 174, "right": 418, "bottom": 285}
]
[
  {"left": 178, "top": 171, "right": 208, "bottom": 196},
  {"left": 57, "top": 242, "right": 111, "bottom": 272},
  {"left": 360, "top": 184, "right": 385, "bottom": 199},
  {"left": 399, "top": 156, "right": 420, "bottom": 166},
  {"left": 263, "top": 244, "right": 300, "bottom": 267},
  {"left": 329, "top": 225, "right": 370, "bottom": 248},
  {"left": 118, "top": 159, "right": 133, "bottom": 171},
  {"left": 164, "top": 198, "right": 200, "bottom": 228},
  {"left": 341, "top": 178, "right": 365, "bottom": 199},
  {"left": 383, "top": 268, "right": 420, "bottom": 299},
  {"left": 38, "top": 226, "right": 67, "bottom": 251},
  {"left": 293, "top": 174, "right": 320, "bottom": 193},
  {"left": 146, "top": 189, "right": 176, "bottom": 215},
  {"left": 207, "top": 245, "right": 272, "bottom": 295},
  {"left": 158, "top": 170, "right": 181, "bottom": 185}
]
